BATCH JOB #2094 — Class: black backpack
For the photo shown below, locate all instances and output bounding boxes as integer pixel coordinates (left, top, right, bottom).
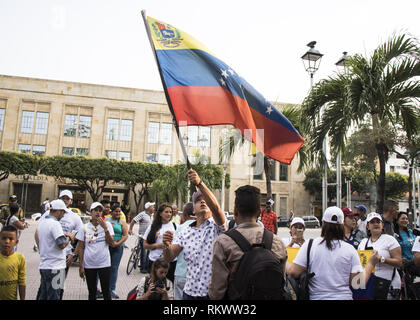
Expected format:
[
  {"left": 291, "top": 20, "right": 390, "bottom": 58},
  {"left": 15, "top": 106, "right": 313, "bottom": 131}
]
[{"left": 225, "top": 228, "right": 288, "bottom": 300}]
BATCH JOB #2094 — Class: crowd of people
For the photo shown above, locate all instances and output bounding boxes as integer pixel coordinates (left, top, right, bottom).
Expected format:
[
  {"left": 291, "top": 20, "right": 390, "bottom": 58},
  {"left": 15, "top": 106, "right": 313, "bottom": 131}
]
[{"left": 1, "top": 170, "right": 420, "bottom": 301}]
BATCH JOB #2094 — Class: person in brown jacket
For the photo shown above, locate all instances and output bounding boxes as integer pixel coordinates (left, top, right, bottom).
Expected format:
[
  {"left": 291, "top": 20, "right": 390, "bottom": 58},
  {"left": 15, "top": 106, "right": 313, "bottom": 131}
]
[{"left": 208, "top": 185, "right": 287, "bottom": 299}]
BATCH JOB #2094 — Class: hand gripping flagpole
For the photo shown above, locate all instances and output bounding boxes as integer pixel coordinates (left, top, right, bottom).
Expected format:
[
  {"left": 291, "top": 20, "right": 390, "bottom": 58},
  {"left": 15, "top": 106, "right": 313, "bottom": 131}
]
[{"left": 141, "top": 10, "right": 191, "bottom": 169}]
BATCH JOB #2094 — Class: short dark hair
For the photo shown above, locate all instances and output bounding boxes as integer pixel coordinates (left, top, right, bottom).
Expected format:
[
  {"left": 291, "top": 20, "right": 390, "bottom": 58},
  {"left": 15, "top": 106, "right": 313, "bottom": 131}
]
[
  {"left": 1, "top": 225, "right": 18, "bottom": 236},
  {"left": 111, "top": 203, "right": 121, "bottom": 212},
  {"left": 101, "top": 199, "right": 111, "bottom": 206},
  {"left": 234, "top": 185, "right": 261, "bottom": 218},
  {"left": 182, "top": 202, "right": 194, "bottom": 221},
  {"left": 9, "top": 203, "right": 19, "bottom": 215},
  {"left": 384, "top": 200, "right": 398, "bottom": 212}
]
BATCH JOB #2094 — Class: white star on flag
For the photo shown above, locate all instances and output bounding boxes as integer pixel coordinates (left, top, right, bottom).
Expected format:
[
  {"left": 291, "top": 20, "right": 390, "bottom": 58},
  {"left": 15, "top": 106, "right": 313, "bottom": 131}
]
[
  {"left": 266, "top": 106, "right": 273, "bottom": 114},
  {"left": 220, "top": 78, "right": 226, "bottom": 86},
  {"left": 221, "top": 69, "right": 229, "bottom": 78},
  {"left": 228, "top": 69, "right": 235, "bottom": 75}
]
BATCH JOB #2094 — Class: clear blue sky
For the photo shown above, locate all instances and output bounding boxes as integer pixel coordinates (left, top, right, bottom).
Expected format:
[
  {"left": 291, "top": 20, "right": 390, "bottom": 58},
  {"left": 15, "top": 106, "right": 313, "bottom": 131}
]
[{"left": 1, "top": 0, "right": 419, "bottom": 104}]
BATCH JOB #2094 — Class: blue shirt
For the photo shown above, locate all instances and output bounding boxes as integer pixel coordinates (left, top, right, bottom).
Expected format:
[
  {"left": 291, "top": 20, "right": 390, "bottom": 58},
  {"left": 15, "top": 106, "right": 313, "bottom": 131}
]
[
  {"left": 173, "top": 219, "right": 195, "bottom": 279},
  {"left": 396, "top": 229, "right": 416, "bottom": 261}
]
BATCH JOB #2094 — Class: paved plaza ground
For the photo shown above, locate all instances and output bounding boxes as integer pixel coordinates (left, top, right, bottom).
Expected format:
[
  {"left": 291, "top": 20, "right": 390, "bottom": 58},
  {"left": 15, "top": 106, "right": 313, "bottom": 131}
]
[{"left": 17, "top": 219, "right": 321, "bottom": 300}]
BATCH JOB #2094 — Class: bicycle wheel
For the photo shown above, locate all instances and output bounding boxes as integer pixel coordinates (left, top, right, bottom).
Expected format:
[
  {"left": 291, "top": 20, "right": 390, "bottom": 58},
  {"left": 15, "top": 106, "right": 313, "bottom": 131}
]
[{"left": 126, "top": 249, "right": 138, "bottom": 275}]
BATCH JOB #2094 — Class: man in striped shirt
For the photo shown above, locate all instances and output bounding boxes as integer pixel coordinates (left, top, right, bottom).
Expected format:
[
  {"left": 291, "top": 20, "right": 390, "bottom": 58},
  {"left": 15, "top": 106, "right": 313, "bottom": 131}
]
[{"left": 129, "top": 202, "right": 155, "bottom": 273}]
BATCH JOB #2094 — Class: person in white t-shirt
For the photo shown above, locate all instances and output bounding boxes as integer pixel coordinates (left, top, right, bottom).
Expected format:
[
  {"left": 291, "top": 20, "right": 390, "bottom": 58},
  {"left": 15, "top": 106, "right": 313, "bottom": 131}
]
[
  {"left": 76, "top": 202, "right": 115, "bottom": 300},
  {"left": 36, "top": 200, "right": 72, "bottom": 300},
  {"left": 412, "top": 236, "right": 420, "bottom": 267},
  {"left": 144, "top": 203, "right": 177, "bottom": 283},
  {"left": 287, "top": 206, "right": 379, "bottom": 300},
  {"left": 282, "top": 217, "right": 306, "bottom": 248},
  {"left": 358, "top": 212, "right": 402, "bottom": 300}
]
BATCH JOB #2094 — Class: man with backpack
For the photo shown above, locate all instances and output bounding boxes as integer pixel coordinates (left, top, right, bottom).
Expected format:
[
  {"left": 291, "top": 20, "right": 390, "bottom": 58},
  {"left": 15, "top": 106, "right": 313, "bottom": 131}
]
[{"left": 209, "top": 185, "right": 288, "bottom": 300}]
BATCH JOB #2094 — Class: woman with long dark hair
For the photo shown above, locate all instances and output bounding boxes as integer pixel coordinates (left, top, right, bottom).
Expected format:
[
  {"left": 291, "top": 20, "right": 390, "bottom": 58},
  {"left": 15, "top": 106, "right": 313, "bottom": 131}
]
[
  {"left": 143, "top": 203, "right": 177, "bottom": 283},
  {"left": 136, "top": 257, "right": 173, "bottom": 300},
  {"left": 287, "top": 206, "right": 379, "bottom": 300}
]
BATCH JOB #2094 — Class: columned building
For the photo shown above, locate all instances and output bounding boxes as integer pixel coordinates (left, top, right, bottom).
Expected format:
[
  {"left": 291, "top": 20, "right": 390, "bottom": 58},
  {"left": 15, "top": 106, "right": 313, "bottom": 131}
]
[{"left": 0, "top": 74, "right": 311, "bottom": 218}]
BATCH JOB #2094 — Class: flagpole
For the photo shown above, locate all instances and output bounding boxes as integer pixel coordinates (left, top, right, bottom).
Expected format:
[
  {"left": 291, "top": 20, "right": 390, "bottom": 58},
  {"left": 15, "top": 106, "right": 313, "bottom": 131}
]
[{"left": 141, "top": 10, "right": 191, "bottom": 169}]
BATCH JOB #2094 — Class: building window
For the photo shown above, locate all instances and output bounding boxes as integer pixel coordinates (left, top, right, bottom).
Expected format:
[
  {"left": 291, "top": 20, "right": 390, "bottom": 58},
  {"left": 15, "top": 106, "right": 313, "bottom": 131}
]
[
  {"left": 78, "top": 116, "right": 91, "bottom": 138},
  {"left": 18, "top": 144, "right": 31, "bottom": 154},
  {"left": 159, "top": 154, "right": 171, "bottom": 165},
  {"left": 119, "top": 120, "right": 133, "bottom": 141},
  {"left": 119, "top": 152, "right": 131, "bottom": 161},
  {"left": 280, "top": 197, "right": 287, "bottom": 216},
  {"left": 35, "top": 112, "right": 49, "bottom": 135},
  {"left": 107, "top": 118, "right": 119, "bottom": 140},
  {"left": 62, "top": 147, "right": 74, "bottom": 156},
  {"left": 20, "top": 111, "right": 34, "bottom": 134},
  {"left": 187, "top": 126, "right": 198, "bottom": 146},
  {"left": 148, "top": 122, "right": 159, "bottom": 143},
  {"left": 160, "top": 123, "right": 172, "bottom": 145},
  {"left": 146, "top": 153, "right": 158, "bottom": 163},
  {"left": 32, "top": 145, "right": 46, "bottom": 156},
  {"left": 279, "top": 164, "right": 288, "bottom": 181},
  {"left": 0, "top": 108, "right": 5, "bottom": 131},
  {"left": 198, "top": 127, "right": 211, "bottom": 147},
  {"left": 64, "top": 114, "right": 77, "bottom": 137},
  {"left": 253, "top": 152, "right": 264, "bottom": 180},
  {"left": 105, "top": 150, "right": 117, "bottom": 159},
  {"left": 76, "top": 148, "right": 89, "bottom": 156}
]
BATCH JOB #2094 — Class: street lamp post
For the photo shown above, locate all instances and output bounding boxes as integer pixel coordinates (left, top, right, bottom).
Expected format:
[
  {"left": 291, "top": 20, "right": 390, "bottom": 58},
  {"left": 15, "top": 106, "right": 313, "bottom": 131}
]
[
  {"left": 302, "top": 41, "right": 325, "bottom": 214},
  {"left": 334, "top": 51, "right": 349, "bottom": 208}
]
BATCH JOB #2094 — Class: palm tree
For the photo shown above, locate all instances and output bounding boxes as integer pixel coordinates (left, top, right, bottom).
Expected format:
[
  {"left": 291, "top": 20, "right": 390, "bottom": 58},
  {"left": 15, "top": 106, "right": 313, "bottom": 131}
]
[
  {"left": 219, "top": 104, "right": 308, "bottom": 200},
  {"left": 302, "top": 33, "right": 420, "bottom": 213}
]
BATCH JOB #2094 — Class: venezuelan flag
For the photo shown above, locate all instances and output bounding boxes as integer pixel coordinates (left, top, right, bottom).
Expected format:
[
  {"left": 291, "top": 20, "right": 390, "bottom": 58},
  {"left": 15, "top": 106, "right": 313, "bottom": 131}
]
[{"left": 145, "top": 15, "right": 304, "bottom": 164}]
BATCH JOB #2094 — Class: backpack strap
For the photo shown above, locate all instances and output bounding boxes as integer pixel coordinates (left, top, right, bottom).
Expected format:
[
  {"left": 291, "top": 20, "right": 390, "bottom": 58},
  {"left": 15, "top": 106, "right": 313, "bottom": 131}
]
[
  {"left": 225, "top": 229, "right": 252, "bottom": 252},
  {"left": 307, "top": 239, "right": 313, "bottom": 271},
  {"left": 228, "top": 219, "right": 236, "bottom": 230},
  {"left": 261, "top": 229, "right": 273, "bottom": 251}
]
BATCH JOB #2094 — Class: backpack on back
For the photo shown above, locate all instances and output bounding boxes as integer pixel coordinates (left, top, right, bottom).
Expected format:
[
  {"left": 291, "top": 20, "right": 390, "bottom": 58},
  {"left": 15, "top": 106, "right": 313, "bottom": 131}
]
[{"left": 225, "top": 228, "right": 288, "bottom": 300}]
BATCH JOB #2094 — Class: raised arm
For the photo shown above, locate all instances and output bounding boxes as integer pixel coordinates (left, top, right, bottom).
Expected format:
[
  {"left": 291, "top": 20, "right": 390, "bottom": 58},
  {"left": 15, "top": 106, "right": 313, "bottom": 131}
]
[{"left": 188, "top": 169, "right": 225, "bottom": 226}]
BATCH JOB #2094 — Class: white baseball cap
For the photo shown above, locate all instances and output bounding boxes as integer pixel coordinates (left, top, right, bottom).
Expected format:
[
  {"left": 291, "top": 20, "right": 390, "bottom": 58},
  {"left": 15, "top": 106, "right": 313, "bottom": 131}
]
[
  {"left": 290, "top": 217, "right": 305, "bottom": 228},
  {"left": 322, "top": 206, "right": 344, "bottom": 224},
  {"left": 366, "top": 212, "right": 383, "bottom": 223},
  {"left": 145, "top": 202, "right": 155, "bottom": 210},
  {"left": 50, "top": 199, "right": 68, "bottom": 211},
  {"left": 59, "top": 189, "right": 73, "bottom": 199},
  {"left": 267, "top": 199, "right": 274, "bottom": 206},
  {"left": 90, "top": 202, "right": 104, "bottom": 211}
]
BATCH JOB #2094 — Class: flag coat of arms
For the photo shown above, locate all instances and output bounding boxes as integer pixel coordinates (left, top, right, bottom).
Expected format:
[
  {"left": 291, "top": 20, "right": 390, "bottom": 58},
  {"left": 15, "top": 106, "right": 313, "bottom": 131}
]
[{"left": 144, "top": 15, "right": 304, "bottom": 164}]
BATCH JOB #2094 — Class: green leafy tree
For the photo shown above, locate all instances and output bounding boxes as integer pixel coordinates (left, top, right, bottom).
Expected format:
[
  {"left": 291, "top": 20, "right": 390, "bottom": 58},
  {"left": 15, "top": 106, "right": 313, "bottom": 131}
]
[
  {"left": 385, "top": 172, "right": 409, "bottom": 199},
  {"left": 116, "top": 161, "right": 165, "bottom": 213},
  {"left": 302, "top": 34, "right": 420, "bottom": 213},
  {"left": 40, "top": 155, "right": 119, "bottom": 201},
  {"left": 0, "top": 151, "right": 40, "bottom": 181}
]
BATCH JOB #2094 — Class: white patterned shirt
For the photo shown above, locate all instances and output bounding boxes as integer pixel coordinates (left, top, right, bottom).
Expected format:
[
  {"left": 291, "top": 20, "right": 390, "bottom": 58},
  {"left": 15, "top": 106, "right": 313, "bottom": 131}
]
[{"left": 173, "top": 218, "right": 228, "bottom": 297}]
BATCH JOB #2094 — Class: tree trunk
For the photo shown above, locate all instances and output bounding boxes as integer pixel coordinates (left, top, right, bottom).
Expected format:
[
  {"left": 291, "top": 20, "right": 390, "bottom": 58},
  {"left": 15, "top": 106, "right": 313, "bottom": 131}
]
[
  {"left": 376, "top": 143, "right": 388, "bottom": 214},
  {"left": 408, "top": 163, "right": 413, "bottom": 214},
  {"left": 264, "top": 156, "right": 273, "bottom": 200}
]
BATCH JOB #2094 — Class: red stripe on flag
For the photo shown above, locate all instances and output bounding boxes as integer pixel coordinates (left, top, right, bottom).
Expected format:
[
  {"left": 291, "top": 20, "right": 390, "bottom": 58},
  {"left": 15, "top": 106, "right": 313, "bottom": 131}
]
[{"left": 167, "top": 86, "right": 303, "bottom": 164}]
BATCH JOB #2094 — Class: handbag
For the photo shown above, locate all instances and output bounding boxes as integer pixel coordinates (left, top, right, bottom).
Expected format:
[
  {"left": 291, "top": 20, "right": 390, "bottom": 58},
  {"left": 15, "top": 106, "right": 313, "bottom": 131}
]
[{"left": 287, "top": 239, "right": 315, "bottom": 300}]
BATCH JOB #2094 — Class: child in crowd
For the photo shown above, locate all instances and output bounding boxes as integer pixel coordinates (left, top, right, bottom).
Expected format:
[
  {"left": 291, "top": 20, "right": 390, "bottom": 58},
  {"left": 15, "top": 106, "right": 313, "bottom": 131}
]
[
  {"left": 136, "top": 257, "right": 173, "bottom": 300},
  {"left": 0, "top": 225, "right": 26, "bottom": 300}
]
